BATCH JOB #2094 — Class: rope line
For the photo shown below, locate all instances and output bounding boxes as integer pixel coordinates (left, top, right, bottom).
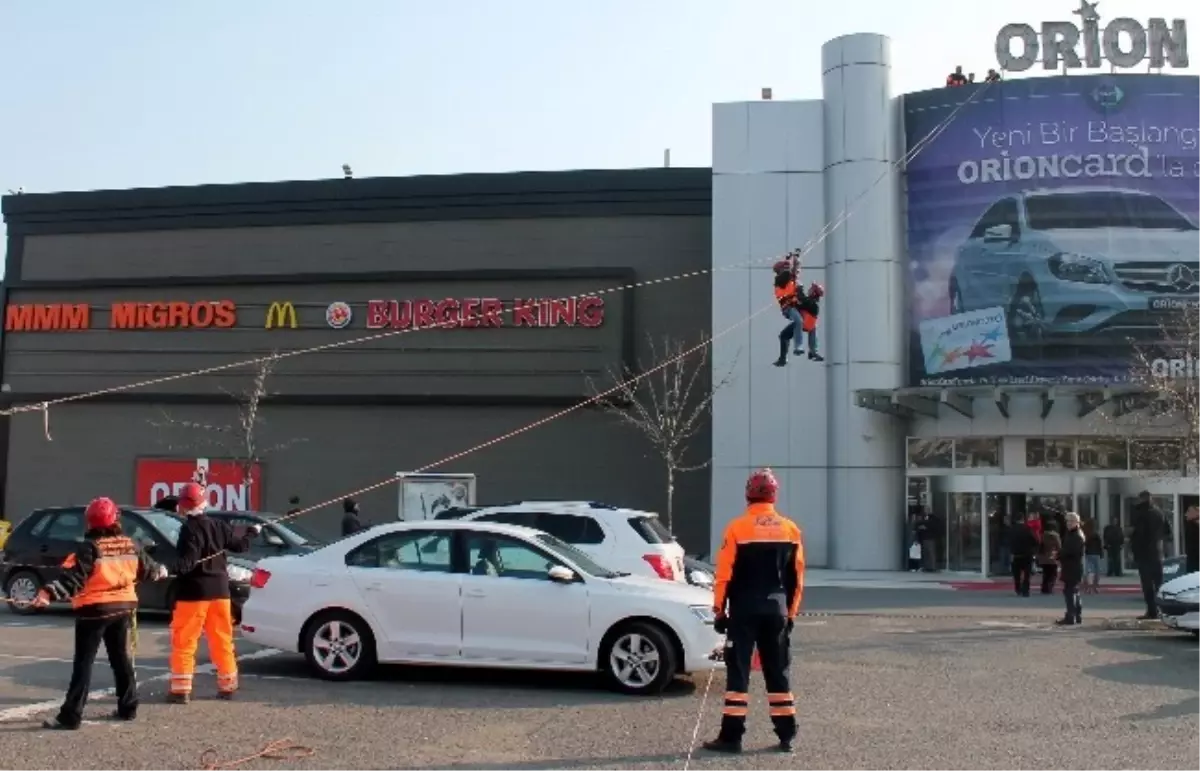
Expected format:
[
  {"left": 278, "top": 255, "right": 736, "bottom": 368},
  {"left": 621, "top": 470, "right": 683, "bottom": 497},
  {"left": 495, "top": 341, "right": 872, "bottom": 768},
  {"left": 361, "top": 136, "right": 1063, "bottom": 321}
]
[
  {"left": 198, "top": 738, "right": 316, "bottom": 770},
  {"left": 0, "top": 80, "right": 992, "bottom": 423}
]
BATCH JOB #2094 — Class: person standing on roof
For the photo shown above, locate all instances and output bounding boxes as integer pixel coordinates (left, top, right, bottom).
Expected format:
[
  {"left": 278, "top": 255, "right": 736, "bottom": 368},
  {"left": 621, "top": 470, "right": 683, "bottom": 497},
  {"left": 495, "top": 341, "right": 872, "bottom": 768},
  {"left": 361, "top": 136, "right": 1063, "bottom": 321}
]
[
  {"left": 703, "top": 468, "right": 805, "bottom": 755},
  {"left": 35, "top": 498, "right": 168, "bottom": 729},
  {"left": 167, "top": 482, "right": 258, "bottom": 703}
]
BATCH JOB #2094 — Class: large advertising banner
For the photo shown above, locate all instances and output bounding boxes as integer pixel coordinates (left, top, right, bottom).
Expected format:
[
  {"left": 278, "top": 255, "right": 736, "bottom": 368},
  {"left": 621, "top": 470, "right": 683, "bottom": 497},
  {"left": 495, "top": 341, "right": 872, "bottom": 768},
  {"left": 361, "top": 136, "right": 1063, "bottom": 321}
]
[{"left": 905, "top": 75, "right": 1199, "bottom": 386}]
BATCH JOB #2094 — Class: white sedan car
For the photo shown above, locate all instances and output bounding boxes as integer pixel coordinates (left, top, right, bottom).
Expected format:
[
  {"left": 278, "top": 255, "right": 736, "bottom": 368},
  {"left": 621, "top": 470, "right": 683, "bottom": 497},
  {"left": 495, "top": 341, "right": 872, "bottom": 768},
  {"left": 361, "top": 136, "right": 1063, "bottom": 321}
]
[
  {"left": 1157, "top": 571, "right": 1200, "bottom": 636},
  {"left": 240, "top": 520, "right": 723, "bottom": 694}
]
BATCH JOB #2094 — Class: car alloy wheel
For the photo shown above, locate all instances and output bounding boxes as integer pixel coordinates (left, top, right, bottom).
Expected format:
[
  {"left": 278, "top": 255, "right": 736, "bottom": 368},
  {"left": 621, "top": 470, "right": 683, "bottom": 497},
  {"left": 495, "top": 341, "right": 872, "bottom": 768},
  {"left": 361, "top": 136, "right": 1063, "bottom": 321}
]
[
  {"left": 5, "top": 573, "right": 42, "bottom": 614},
  {"left": 600, "top": 619, "right": 676, "bottom": 691},
  {"left": 312, "top": 618, "right": 364, "bottom": 675},
  {"left": 1008, "top": 281, "right": 1046, "bottom": 346}
]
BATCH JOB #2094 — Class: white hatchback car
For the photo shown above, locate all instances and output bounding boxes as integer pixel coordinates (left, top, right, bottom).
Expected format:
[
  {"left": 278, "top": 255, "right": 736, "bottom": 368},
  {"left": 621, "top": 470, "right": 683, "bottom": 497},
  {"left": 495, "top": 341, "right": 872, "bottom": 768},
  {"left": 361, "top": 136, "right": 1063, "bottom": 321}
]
[
  {"left": 240, "top": 520, "right": 723, "bottom": 694},
  {"left": 1157, "top": 571, "right": 1199, "bottom": 636},
  {"left": 434, "top": 501, "right": 690, "bottom": 584}
]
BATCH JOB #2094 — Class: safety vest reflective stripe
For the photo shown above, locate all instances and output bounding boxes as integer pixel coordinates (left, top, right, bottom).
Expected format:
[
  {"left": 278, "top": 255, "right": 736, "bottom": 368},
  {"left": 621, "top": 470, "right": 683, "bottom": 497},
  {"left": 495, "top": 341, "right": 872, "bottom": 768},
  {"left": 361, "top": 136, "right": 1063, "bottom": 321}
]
[
  {"left": 769, "top": 704, "right": 797, "bottom": 717},
  {"left": 168, "top": 674, "right": 193, "bottom": 694},
  {"left": 722, "top": 691, "right": 749, "bottom": 717},
  {"left": 217, "top": 673, "right": 238, "bottom": 692},
  {"left": 767, "top": 691, "right": 795, "bottom": 703}
]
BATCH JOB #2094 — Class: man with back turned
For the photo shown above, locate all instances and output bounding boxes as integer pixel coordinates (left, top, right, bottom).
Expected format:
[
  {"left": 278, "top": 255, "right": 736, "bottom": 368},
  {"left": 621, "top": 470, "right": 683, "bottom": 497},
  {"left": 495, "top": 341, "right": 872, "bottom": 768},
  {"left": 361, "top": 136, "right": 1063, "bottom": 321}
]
[
  {"left": 703, "top": 468, "right": 805, "bottom": 755},
  {"left": 1129, "top": 491, "right": 1166, "bottom": 619}
]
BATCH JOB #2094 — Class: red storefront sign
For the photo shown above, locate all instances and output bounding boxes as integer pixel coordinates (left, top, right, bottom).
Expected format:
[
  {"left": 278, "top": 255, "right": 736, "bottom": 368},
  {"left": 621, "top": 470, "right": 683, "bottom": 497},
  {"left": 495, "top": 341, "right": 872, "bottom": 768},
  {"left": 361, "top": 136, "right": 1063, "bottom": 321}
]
[
  {"left": 365, "top": 296, "right": 605, "bottom": 330},
  {"left": 134, "top": 458, "right": 263, "bottom": 512}
]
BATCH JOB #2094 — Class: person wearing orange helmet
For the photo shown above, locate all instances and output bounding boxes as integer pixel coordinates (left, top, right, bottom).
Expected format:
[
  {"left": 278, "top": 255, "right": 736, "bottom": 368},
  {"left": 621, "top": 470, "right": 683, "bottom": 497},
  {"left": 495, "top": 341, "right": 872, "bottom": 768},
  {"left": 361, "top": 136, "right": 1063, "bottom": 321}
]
[
  {"left": 703, "top": 468, "right": 805, "bottom": 754},
  {"left": 167, "top": 481, "right": 259, "bottom": 703},
  {"left": 795, "top": 282, "right": 825, "bottom": 362},
  {"left": 772, "top": 251, "right": 805, "bottom": 367},
  {"left": 34, "top": 497, "right": 168, "bottom": 730}
]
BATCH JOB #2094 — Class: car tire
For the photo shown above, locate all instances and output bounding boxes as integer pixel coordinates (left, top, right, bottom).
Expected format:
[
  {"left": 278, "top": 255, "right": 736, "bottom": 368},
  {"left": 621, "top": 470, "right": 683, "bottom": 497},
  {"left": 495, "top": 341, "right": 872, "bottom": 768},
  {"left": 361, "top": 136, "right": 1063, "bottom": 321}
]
[
  {"left": 600, "top": 621, "right": 678, "bottom": 696},
  {"left": 4, "top": 571, "right": 44, "bottom": 615},
  {"left": 1007, "top": 277, "right": 1046, "bottom": 352},
  {"left": 302, "top": 610, "right": 377, "bottom": 681}
]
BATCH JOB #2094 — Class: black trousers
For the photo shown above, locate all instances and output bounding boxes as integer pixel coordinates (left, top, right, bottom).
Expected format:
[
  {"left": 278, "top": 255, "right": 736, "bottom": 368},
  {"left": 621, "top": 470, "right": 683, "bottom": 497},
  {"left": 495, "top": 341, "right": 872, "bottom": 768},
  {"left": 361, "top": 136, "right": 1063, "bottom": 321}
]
[
  {"left": 1137, "top": 558, "right": 1163, "bottom": 615},
  {"left": 719, "top": 611, "right": 795, "bottom": 743},
  {"left": 1040, "top": 563, "right": 1058, "bottom": 594},
  {"left": 1062, "top": 578, "right": 1082, "bottom": 621},
  {"left": 1011, "top": 556, "right": 1032, "bottom": 596},
  {"left": 58, "top": 613, "right": 138, "bottom": 728},
  {"left": 1105, "top": 547, "right": 1123, "bottom": 576}
]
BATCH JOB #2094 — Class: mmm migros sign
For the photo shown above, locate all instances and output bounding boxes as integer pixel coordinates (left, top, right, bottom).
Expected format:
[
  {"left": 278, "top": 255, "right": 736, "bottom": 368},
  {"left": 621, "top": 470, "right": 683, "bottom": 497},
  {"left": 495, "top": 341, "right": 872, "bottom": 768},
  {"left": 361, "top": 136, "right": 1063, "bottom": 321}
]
[{"left": 995, "top": 0, "right": 1189, "bottom": 73}]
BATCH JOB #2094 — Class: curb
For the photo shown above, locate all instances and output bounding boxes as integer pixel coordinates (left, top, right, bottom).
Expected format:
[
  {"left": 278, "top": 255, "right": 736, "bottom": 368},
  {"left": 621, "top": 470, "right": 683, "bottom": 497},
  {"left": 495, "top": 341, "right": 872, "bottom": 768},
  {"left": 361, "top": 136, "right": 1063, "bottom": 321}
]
[{"left": 943, "top": 581, "right": 1141, "bottom": 594}]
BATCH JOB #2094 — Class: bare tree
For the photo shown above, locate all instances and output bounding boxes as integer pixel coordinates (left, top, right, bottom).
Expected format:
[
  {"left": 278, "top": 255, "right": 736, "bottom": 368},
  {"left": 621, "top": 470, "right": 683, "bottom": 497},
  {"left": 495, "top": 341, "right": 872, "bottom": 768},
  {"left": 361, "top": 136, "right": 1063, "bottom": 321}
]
[
  {"left": 150, "top": 356, "right": 306, "bottom": 498},
  {"left": 588, "top": 335, "right": 738, "bottom": 532},
  {"left": 1093, "top": 305, "right": 1199, "bottom": 477}
]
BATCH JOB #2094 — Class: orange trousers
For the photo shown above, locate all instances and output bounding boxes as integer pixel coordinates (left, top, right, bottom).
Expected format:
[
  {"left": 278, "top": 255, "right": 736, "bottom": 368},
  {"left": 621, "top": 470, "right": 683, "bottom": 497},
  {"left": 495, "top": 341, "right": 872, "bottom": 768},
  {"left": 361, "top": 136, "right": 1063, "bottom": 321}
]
[{"left": 168, "top": 599, "right": 238, "bottom": 695}]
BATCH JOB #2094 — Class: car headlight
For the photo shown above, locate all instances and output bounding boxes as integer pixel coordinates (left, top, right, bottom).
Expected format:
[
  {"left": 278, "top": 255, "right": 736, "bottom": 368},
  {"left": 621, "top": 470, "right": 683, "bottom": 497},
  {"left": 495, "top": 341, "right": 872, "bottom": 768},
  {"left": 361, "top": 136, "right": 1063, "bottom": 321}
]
[
  {"left": 1175, "top": 589, "right": 1199, "bottom": 603},
  {"left": 1048, "top": 252, "right": 1110, "bottom": 284},
  {"left": 226, "top": 564, "right": 253, "bottom": 583},
  {"left": 690, "top": 605, "right": 716, "bottom": 624}
]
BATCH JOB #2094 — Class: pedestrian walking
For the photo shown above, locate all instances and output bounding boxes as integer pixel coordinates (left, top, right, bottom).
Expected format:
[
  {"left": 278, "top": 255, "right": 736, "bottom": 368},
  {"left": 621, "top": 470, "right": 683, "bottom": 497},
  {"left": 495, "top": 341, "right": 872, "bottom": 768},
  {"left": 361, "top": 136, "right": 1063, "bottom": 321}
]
[
  {"left": 702, "top": 468, "right": 804, "bottom": 755},
  {"left": 167, "top": 482, "right": 258, "bottom": 702},
  {"left": 1102, "top": 517, "right": 1125, "bottom": 576},
  {"left": 1129, "top": 491, "right": 1166, "bottom": 619},
  {"left": 1082, "top": 518, "right": 1103, "bottom": 594},
  {"left": 36, "top": 498, "right": 168, "bottom": 729},
  {"left": 1010, "top": 513, "right": 1039, "bottom": 597},
  {"left": 1057, "top": 513, "right": 1085, "bottom": 626},
  {"left": 1038, "top": 524, "right": 1061, "bottom": 594}
]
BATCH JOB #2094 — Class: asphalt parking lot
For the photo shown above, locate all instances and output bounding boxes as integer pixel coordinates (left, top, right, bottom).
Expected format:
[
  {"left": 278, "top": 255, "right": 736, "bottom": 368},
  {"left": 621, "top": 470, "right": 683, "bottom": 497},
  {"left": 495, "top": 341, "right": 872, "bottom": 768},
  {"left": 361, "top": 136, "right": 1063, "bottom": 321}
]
[{"left": 0, "top": 589, "right": 1195, "bottom": 770}]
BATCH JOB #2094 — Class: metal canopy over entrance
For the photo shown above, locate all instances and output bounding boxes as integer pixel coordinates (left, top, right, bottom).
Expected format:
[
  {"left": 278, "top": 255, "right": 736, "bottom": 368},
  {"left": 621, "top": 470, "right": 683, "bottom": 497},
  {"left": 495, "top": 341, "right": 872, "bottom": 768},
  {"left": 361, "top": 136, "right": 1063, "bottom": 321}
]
[{"left": 856, "top": 384, "right": 1166, "bottom": 421}]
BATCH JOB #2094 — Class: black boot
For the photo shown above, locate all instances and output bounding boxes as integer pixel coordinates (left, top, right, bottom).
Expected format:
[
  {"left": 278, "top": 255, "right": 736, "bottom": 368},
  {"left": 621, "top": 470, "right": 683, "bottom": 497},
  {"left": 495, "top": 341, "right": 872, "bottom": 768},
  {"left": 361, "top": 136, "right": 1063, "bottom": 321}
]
[
  {"left": 773, "top": 338, "right": 788, "bottom": 367},
  {"left": 808, "top": 351, "right": 825, "bottom": 362},
  {"left": 702, "top": 738, "right": 742, "bottom": 754},
  {"left": 42, "top": 717, "right": 79, "bottom": 730},
  {"left": 1054, "top": 617, "right": 1076, "bottom": 626}
]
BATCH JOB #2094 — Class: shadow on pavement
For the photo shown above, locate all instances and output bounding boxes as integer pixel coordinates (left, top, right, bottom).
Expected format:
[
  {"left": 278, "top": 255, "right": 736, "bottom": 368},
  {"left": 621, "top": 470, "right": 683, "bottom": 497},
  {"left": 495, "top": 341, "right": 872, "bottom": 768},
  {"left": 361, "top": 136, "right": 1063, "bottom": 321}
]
[
  {"left": 231, "top": 652, "right": 700, "bottom": 707},
  {"left": 1083, "top": 632, "right": 1199, "bottom": 721}
]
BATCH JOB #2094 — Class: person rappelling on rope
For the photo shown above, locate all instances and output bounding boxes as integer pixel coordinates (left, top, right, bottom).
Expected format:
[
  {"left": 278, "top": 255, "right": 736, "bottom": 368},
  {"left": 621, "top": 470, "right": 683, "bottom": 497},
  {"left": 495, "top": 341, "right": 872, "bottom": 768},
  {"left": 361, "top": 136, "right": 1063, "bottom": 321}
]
[
  {"left": 772, "top": 251, "right": 804, "bottom": 367},
  {"left": 35, "top": 497, "right": 169, "bottom": 730},
  {"left": 795, "top": 281, "right": 825, "bottom": 362},
  {"left": 167, "top": 482, "right": 258, "bottom": 703}
]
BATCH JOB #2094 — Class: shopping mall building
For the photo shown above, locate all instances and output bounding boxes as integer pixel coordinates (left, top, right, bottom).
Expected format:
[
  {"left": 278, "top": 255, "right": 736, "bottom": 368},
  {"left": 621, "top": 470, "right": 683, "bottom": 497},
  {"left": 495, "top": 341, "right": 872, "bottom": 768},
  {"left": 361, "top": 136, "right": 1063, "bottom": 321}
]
[{"left": 2, "top": 30, "right": 1197, "bottom": 571}]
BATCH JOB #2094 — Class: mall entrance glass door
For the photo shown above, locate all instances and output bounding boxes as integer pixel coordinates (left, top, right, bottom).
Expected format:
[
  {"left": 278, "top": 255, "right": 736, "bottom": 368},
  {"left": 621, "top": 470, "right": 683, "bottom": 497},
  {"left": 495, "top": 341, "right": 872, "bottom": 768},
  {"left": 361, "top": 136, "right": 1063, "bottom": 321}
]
[{"left": 946, "top": 492, "right": 983, "bottom": 573}]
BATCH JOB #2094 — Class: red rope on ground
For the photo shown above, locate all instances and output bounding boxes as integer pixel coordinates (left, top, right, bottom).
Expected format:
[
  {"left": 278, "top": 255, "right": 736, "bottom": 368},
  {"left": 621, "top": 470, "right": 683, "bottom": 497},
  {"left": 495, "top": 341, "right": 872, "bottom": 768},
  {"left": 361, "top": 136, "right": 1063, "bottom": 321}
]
[{"left": 198, "top": 738, "right": 315, "bottom": 770}]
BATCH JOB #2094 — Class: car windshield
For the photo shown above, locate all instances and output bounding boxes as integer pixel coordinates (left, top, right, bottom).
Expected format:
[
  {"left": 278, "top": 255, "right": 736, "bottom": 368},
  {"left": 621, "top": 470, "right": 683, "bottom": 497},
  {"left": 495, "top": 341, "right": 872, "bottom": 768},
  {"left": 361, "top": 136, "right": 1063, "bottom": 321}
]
[
  {"left": 534, "top": 533, "right": 625, "bottom": 578},
  {"left": 1026, "top": 192, "right": 1197, "bottom": 231},
  {"left": 265, "top": 518, "right": 322, "bottom": 545},
  {"left": 138, "top": 511, "right": 184, "bottom": 546}
]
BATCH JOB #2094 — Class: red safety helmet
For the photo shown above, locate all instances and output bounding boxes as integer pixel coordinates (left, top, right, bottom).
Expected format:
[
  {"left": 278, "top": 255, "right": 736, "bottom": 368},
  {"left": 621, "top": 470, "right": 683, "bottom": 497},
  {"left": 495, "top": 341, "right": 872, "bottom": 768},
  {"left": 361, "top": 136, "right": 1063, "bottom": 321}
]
[
  {"left": 745, "top": 468, "right": 779, "bottom": 503},
  {"left": 177, "top": 482, "right": 207, "bottom": 513},
  {"left": 84, "top": 497, "right": 119, "bottom": 531},
  {"left": 772, "top": 260, "right": 791, "bottom": 274},
  {"left": 808, "top": 282, "right": 824, "bottom": 298}
]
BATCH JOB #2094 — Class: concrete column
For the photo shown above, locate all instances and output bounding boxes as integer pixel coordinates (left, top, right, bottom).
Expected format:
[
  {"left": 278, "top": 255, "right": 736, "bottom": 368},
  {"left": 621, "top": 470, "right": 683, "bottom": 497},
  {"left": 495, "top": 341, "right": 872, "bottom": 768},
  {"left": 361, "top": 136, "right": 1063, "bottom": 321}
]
[{"left": 821, "top": 33, "right": 906, "bottom": 569}]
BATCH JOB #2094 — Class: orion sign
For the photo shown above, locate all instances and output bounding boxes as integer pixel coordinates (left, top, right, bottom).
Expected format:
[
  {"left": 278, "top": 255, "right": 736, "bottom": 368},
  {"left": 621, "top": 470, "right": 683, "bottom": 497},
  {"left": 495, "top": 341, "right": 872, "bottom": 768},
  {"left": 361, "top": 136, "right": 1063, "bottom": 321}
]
[{"left": 995, "top": 1, "right": 1189, "bottom": 73}]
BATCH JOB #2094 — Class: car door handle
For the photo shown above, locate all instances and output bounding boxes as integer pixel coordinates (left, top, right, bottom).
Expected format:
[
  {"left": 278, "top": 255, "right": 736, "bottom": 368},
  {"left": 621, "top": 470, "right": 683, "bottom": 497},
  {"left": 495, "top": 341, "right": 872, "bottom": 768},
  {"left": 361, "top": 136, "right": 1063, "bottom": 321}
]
[{"left": 465, "top": 588, "right": 486, "bottom": 598}]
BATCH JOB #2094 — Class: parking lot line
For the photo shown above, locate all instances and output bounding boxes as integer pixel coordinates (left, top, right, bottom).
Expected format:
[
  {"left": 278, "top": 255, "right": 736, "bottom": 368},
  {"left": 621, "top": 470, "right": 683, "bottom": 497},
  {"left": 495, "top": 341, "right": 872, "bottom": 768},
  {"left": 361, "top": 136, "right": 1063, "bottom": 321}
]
[{"left": 0, "top": 648, "right": 282, "bottom": 723}]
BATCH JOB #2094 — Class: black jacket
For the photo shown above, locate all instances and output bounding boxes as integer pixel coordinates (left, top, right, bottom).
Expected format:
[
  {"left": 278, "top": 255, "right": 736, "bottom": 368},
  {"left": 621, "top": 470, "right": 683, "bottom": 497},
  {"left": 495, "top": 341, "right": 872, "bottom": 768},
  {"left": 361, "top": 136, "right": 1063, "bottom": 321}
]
[
  {"left": 341, "top": 512, "right": 367, "bottom": 537},
  {"left": 1009, "top": 523, "right": 1039, "bottom": 558},
  {"left": 174, "top": 516, "right": 252, "bottom": 602},
  {"left": 1059, "top": 528, "right": 1086, "bottom": 583},
  {"left": 1102, "top": 523, "right": 1124, "bottom": 550},
  {"left": 1129, "top": 502, "right": 1166, "bottom": 560}
]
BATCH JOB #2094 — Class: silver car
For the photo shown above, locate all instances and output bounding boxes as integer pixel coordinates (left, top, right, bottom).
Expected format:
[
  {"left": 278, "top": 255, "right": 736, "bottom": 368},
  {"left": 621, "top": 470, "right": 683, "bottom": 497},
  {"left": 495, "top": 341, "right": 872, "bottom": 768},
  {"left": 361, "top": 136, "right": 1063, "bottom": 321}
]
[{"left": 949, "top": 187, "right": 1199, "bottom": 349}]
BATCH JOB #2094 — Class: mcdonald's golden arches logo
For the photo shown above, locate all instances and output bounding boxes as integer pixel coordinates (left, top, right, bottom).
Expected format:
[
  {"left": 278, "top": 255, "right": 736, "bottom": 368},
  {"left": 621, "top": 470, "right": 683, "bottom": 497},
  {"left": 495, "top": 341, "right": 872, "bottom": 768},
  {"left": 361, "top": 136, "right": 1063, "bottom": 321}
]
[{"left": 264, "top": 301, "right": 298, "bottom": 329}]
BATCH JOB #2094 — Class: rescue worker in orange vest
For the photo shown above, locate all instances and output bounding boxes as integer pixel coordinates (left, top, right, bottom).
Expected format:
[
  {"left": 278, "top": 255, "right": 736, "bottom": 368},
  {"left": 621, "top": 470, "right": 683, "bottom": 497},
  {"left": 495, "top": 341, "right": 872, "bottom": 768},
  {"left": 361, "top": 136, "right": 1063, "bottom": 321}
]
[
  {"left": 168, "top": 482, "right": 258, "bottom": 703},
  {"left": 33, "top": 497, "right": 169, "bottom": 729},
  {"left": 703, "top": 468, "right": 805, "bottom": 754},
  {"left": 772, "top": 251, "right": 804, "bottom": 367}
]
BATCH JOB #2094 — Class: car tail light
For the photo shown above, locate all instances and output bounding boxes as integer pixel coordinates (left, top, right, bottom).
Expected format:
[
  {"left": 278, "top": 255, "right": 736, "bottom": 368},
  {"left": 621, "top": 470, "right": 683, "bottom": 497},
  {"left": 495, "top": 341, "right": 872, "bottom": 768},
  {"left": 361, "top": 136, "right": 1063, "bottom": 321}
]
[
  {"left": 643, "top": 554, "right": 675, "bottom": 581},
  {"left": 250, "top": 568, "right": 271, "bottom": 589}
]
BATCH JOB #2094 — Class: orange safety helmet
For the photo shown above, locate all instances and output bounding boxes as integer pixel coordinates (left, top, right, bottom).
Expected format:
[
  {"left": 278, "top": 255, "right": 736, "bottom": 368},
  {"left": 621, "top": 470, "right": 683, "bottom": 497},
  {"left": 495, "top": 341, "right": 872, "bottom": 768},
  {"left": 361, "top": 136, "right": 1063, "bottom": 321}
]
[
  {"left": 84, "top": 497, "right": 120, "bottom": 531},
  {"left": 745, "top": 468, "right": 779, "bottom": 503},
  {"left": 808, "top": 282, "right": 824, "bottom": 298}
]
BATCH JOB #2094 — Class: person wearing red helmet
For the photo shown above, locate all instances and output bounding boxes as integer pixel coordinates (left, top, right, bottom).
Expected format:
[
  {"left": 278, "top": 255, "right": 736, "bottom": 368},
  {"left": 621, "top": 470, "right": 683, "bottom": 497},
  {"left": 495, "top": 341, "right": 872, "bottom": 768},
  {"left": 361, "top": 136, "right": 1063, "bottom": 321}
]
[
  {"left": 772, "top": 251, "right": 805, "bottom": 367},
  {"left": 795, "top": 282, "right": 825, "bottom": 362},
  {"left": 167, "top": 481, "right": 259, "bottom": 703},
  {"left": 34, "top": 497, "right": 168, "bottom": 730},
  {"left": 703, "top": 468, "right": 805, "bottom": 755}
]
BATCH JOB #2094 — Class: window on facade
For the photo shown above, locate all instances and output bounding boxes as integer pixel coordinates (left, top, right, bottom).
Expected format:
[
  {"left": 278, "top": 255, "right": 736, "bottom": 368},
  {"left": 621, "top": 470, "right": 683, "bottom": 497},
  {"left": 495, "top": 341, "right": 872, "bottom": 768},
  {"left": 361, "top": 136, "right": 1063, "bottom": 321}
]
[
  {"left": 1025, "top": 438, "right": 1077, "bottom": 469},
  {"left": 954, "top": 438, "right": 1002, "bottom": 469},
  {"left": 907, "top": 438, "right": 954, "bottom": 469},
  {"left": 1076, "top": 438, "right": 1129, "bottom": 471},
  {"left": 1130, "top": 440, "right": 1183, "bottom": 472}
]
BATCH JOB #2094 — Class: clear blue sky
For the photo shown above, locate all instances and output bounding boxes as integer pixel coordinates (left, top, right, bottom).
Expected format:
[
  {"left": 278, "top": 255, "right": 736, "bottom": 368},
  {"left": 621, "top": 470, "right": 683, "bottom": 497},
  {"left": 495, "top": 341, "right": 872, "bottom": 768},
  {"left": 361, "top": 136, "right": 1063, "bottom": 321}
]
[{"left": 1, "top": 0, "right": 1194, "bottom": 257}]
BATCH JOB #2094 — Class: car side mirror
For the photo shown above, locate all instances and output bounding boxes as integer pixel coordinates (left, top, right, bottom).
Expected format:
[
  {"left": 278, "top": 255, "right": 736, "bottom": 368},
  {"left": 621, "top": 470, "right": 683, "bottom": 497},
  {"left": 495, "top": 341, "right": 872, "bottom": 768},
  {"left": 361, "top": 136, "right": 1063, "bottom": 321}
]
[
  {"left": 548, "top": 565, "right": 577, "bottom": 583},
  {"left": 140, "top": 541, "right": 158, "bottom": 555},
  {"left": 983, "top": 223, "right": 1014, "bottom": 243}
]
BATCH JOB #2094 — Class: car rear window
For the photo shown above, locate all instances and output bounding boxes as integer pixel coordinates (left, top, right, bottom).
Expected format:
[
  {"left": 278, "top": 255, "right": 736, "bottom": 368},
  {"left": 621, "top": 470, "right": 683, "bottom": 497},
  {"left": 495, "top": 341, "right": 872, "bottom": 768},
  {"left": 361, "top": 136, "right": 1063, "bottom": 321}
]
[{"left": 627, "top": 515, "right": 674, "bottom": 544}]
